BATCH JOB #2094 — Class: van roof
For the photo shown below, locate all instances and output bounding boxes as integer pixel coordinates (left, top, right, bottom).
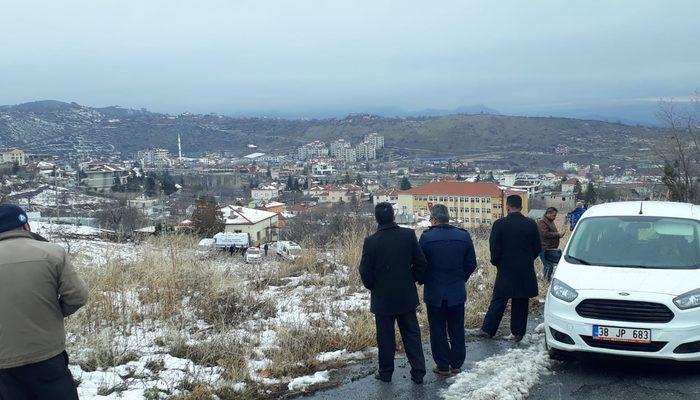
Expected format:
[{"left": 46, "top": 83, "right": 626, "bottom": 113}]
[{"left": 583, "top": 201, "right": 700, "bottom": 220}]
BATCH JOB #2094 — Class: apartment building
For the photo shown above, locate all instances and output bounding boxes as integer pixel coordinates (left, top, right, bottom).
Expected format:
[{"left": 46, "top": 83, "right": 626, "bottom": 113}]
[
  {"left": 363, "top": 133, "right": 385, "bottom": 150},
  {"left": 330, "top": 139, "right": 357, "bottom": 163},
  {"left": 0, "top": 148, "right": 27, "bottom": 165},
  {"left": 397, "top": 181, "right": 528, "bottom": 228},
  {"left": 137, "top": 148, "right": 172, "bottom": 168},
  {"left": 297, "top": 141, "right": 329, "bottom": 160}
]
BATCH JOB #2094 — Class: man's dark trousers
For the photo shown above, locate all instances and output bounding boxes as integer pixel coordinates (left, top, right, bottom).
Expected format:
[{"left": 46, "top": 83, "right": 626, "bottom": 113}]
[
  {"left": 482, "top": 297, "right": 529, "bottom": 337},
  {"left": 0, "top": 352, "right": 79, "bottom": 400},
  {"left": 427, "top": 300, "right": 465, "bottom": 371},
  {"left": 375, "top": 310, "right": 426, "bottom": 381}
]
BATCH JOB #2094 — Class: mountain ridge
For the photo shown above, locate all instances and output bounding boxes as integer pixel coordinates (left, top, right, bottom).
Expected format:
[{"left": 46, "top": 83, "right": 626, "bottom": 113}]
[{"left": 0, "top": 100, "right": 662, "bottom": 169}]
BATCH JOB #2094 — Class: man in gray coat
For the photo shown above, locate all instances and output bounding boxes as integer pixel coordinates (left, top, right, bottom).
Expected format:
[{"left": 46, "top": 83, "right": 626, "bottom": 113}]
[{"left": 0, "top": 204, "right": 88, "bottom": 400}]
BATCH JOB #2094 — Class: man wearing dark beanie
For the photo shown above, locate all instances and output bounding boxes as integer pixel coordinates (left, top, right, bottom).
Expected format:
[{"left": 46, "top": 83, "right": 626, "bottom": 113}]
[{"left": 0, "top": 204, "right": 88, "bottom": 400}]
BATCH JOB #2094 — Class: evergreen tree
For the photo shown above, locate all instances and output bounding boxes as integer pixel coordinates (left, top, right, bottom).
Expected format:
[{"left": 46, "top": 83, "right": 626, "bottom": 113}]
[
  {"left": 355, "top": 174, "right": 364, "bottom": 187},
  {"left": 159, "top": 170, "right": 177, "bottom": 196},
  {"left": 286, "top": 175, "right": 294, "bottom": 191},
  {"left": 144, "top": 176, "right": 157, "bottom": 197},
  {"left": 574, "top": 181, "right": 583, "bottom": 200},
  {"left": 583, "top": 182, "right": 598, "bottom": 205},
  {"left": 400, "top": 176, "right": 412, "bottom": 190},
  {"left": 191, "top": 195, "right": 224, "bottom": 237}
]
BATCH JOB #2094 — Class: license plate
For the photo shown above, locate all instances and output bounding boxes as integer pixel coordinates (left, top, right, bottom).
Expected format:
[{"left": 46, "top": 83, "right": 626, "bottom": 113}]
[{"left": 593, "top": 325, "right": 651, "bottom": 343}]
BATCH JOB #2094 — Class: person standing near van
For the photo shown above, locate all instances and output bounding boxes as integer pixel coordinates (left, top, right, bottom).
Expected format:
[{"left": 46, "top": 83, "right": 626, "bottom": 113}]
[
  {"left": 0, "top": 204, "right": 88, "bottom": 400},
  {"left": 538, "top": 207, "right": 565, "bottom": 282},
  {"left": 568, "top": 202, "right": 587, "bottom": 230},
  {"left": 360, "top": 202, "right": 427, "bottom": 384},
  {"left": 419, "top": 204, "right": 477, "bottom": 376},
  {"left": 481, "top": 195, "right": 541, "bottom": 341}
]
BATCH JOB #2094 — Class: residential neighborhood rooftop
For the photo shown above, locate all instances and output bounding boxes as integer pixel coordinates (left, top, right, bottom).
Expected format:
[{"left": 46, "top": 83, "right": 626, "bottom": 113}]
[{"left": 403, "top": 181, "right": 525, "bottom": 197}]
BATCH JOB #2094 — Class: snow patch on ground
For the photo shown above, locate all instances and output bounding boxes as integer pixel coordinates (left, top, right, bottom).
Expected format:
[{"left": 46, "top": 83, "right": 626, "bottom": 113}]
[
  {"left": 316, "top": 350, "right": 366, "bottom": 363},
  {"left": 442, "top": 333, "right": 551, "bottom": 400},
  {"left": 288, "top": 371, "right": 330, "bottom": 392}
]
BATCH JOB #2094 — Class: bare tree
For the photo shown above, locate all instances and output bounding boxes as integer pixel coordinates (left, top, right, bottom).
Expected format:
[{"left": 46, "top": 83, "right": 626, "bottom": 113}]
[
  {"left": 97, "top": 206, "right": 147, "bottom": 241},
  {"left": 655, "top": 92, "right": 700, "bottom": 202}
]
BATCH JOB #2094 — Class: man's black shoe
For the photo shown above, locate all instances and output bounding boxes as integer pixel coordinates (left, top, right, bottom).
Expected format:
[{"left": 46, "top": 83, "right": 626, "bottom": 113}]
[
  {"left": 474, "top": 329, "right": 494, "bottom": 339},
  {"left": 411, "top": 376, "right": 424, "bottom": 384},
  {"left": 374, "top": 372, "right": 391, "bottom": 383},
  {"left": 514, "top": 335, "right": 525, "bottom": 343}
]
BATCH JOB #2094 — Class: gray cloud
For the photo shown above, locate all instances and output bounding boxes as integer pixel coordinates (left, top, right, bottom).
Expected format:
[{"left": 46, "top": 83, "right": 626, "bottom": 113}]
[{"left": 1, "top": 0, "right": 698, "bottom": 121}]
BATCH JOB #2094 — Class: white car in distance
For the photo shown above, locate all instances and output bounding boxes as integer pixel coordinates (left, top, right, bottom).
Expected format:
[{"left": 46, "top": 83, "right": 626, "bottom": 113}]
[
  {"left": 545, "top": 201, "right": 700, "bottom": 361},
  {"left": 245, "top": 247, "right": 262, "bottom": 263}
]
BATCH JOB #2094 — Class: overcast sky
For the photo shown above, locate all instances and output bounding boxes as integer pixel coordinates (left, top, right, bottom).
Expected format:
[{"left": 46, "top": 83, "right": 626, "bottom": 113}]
[{"left": 1, "top": 0, "right": 698, "bottom": 120}]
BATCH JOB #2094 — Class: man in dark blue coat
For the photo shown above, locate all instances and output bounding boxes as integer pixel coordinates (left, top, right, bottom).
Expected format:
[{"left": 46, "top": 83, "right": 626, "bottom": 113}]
[
  {"left": 419, "top": 204, "right": 477, "bottom": 376},
  {"left": 481, "top": 195, "right": 541, "bottom": 341},
  {"left": 360, "top": 202, "right": 428, "bottom": 384}
]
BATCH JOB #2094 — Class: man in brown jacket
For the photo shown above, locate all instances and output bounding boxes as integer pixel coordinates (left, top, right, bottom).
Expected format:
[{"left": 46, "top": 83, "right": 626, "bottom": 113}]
[
  {"left": 537, "top": 207, "right": 565, "bottom": 282},
  {"left": 0, "top": 204, "right": 88, "bottom": 400}
]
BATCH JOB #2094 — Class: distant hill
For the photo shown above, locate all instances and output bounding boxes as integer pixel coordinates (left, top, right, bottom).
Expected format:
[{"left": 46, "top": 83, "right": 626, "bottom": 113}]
[{"left": 0, "top": 100, "right": 662, "bottom": 167}]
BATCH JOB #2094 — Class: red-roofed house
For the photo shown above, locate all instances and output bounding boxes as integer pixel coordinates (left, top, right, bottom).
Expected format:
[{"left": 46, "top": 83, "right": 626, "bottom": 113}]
[{"left": 397, "top": 181, "right": 528, "bottom": 227}]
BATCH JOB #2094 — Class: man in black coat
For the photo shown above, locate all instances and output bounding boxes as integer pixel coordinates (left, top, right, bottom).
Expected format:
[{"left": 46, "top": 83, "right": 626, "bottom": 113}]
[
  {"left": 481, "top": 195, "right": 541, "bottom": 341},
  {"left": 360, "top": 202, "right": 428, "bottom": 384}
]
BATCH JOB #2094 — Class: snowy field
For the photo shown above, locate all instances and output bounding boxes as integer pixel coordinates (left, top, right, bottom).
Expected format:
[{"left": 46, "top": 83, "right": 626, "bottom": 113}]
[
  {"left": 37, "top": 223, "right": 545, "bottom": 399},
  {"left": 28, "top": 185, "right": 111, "bottom": 208},
  {"left": 57, "top": 232, "right": 375, "bottom": 399}
]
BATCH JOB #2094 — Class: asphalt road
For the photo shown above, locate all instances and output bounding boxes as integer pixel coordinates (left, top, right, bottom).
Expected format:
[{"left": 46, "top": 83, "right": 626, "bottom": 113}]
[
  {"left": 303, "top": 318, "right": 700, "bottom": 400},
  {"left": 302, "top": 337, "right": 515, "bottom": 400},
  {"left": 531, "top": 355, "right": 700, "bottom": 400}
]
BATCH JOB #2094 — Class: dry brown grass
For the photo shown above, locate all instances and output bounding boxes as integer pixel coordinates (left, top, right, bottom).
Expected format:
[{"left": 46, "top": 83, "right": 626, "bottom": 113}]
[
  {"left": 168, "top": 335, "right": 250, "bottom": 382},
  {"left": 336, "top": 221, "right": 372, "bottom": 287},
  {"left": 264, "top": 310, "right": 375, "bottom": 377},
  {"left": 65, "top": 234, "right": 277, "bottom": 383}
]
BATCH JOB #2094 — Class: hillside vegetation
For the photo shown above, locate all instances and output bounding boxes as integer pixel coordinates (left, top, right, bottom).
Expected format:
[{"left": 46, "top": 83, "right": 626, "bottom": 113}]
[{"left": 0, "top": 100, "right": 661, "bottom": 159}]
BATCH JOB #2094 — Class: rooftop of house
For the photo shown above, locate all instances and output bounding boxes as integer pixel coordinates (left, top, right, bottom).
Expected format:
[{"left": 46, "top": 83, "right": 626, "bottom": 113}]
[
  {"left": 220, "top": 205, "right": 277, "bottom": 225},
  {"left": 307, "top": 184, "right": 363, "bottom": 192},
  {"left": 374, "top": 188, "right": 400, "bottom": 196},
  {"left": 85, "top": 164, "right": 128, "bottom": 173},
  {"left": 402, "top": 181, "right": 525, "bottom": 197}
]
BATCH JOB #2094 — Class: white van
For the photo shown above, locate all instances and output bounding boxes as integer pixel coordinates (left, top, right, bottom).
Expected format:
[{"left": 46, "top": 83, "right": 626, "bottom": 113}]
[
  {"left": 545, "top": 201, "right": 700, "bottom": 361},
  {"left": 245, "top": 247, "right": 262, "bottom": 263},
  {"left": 275, "top": 241, "right": 302, "bottom": 260},
  {"left": 213, "top": 232, "right": 250, "bottom": 249},
  {"left": 196, "top": 238, "right": 216, "bottom": 256}
]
